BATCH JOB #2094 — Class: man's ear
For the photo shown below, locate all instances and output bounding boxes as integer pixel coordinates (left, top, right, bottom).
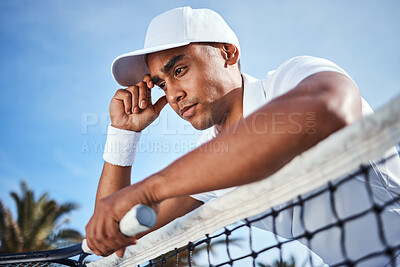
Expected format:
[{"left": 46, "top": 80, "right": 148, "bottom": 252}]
[{"left": 222, "top": 43, "right": 240, "bottom": 66}]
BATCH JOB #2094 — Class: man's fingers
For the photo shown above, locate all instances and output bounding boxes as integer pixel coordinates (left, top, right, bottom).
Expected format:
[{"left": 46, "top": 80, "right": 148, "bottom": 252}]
[
  {"left": 114, "top": 89, "right": 132, "bottom": 115},
  {"left": 126, "top": 86, "right": 139, "bottom": 114},
  {"left": 116, "top": 248, "right": 125, "bottom": 258},
  {"left": 143, "top": 74, "right": 154, "bottom": 104},
  {"left": 88, "top": 231, "right": 131, "bottom": 256},
  {"left": 143, "top": 74, "right": 154, "bottom": 89},
  {"left": 137, "top": 81, "right": 148, "bottom": 109},
  {"left": 85, "top": 236, "right": 101, "bottom": 256},
  {"left": 87, "top": 228, "right": 110, "bottom": 256},
  {"left": 114, "top": 236, "right": 137, "bottom": 258},
  {"left": 153, "top": 96, "right": 168, "bottom": 115}
]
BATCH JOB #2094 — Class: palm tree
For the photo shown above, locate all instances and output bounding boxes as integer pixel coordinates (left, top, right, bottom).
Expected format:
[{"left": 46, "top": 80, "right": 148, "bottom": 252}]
[{"left": 0, "top": 181, "right": 83, "bottom": 253}]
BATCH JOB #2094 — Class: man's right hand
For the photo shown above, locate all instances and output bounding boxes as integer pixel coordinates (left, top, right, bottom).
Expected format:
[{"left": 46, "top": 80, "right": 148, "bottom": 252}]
[{"left": 110, "top": 74, "right": 167, "bottom": 132}]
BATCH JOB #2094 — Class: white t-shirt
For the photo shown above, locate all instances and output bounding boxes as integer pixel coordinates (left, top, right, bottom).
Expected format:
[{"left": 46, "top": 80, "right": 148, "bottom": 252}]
[{"left": 190, "top": 56, "right": 400, "bottom": 266}]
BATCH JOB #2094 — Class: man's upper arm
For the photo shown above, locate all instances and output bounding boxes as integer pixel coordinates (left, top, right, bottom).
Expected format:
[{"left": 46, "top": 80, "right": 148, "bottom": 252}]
[
  {"left": 265, "top": 56, "right": 362, "bottom": 130},
  {"left": 267, "top": 56, "right": 354, "bottom": 99},
  {"left": 288, "top": 71, "right": 362, "bottom": 128}
]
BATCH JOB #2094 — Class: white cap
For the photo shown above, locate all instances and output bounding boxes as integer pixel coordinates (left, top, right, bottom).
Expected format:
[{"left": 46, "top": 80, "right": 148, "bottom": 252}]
[{"left": 111, "top": 6, "right": 240, "bottom": 86}]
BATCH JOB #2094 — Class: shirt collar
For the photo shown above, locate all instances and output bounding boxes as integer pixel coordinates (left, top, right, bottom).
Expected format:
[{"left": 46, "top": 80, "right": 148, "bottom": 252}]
[
  {"left": 242, "top": 73, "right": 267, "bottom": 118},
  {"left": 207, "top": 73, "right": 266, "bottom": 137}
]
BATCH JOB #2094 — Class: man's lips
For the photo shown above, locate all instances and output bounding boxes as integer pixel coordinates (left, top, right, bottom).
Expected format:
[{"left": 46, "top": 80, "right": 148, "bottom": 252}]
[{"left": 180, "top": 103, "right": 198, "bottom": 119}]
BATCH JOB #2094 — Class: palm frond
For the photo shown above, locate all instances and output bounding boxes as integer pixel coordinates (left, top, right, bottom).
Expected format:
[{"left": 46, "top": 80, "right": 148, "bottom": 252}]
[
  {"left": 0, "top": 181, "right": 82, "bottom": 253},
  {"left": 51, "top": 228, "right": 83, "bottom": 243}
]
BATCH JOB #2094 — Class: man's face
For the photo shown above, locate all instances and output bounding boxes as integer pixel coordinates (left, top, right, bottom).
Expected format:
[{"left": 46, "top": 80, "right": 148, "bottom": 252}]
[{"left": 146, "top": 43, "right": 234, "bottom": 130}]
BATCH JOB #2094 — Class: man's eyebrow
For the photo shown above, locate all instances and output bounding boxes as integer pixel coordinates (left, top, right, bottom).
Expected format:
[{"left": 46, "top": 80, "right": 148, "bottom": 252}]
[
  {"left": 151, "top": 54, "right": 186, "bottom": 84},
  {"left": 161, "top": 54, "right": 186, "bottom": 74},
  {"left": 151, "top": 75, "right": 162, "bottom": 85}
]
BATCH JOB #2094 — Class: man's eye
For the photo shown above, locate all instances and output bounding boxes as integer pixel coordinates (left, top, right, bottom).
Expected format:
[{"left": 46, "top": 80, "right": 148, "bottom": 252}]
[
  {"left": 159, "top": 82, "right": 166, "bottom": 90},
  {"left": 175, "top": 67, "right": 185, "bottom": 76}
]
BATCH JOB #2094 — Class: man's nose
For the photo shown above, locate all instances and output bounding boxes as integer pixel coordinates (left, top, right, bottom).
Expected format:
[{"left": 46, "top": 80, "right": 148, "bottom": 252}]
[{"left": 167, "top": 83, "right": 186, "bottom": 104}]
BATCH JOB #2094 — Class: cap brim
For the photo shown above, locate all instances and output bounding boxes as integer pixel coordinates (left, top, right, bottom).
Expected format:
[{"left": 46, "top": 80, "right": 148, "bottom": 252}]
[{"left": 111, "top": 41, "right": 190, "bottom": 86}]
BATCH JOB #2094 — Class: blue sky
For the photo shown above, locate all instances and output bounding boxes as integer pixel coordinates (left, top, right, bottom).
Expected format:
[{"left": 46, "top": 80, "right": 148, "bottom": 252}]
[{"left": 0, "top": 0, "right": 399, "bottom": 262}]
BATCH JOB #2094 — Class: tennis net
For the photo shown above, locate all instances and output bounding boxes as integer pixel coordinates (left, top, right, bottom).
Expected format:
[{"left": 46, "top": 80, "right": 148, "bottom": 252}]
[{"left": 90, "top": 95, "right": 400, "bottom": 267}]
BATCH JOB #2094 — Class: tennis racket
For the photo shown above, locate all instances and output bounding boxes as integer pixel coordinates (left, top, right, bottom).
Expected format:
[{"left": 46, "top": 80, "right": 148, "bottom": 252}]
[{"left": 0, "top": 205, "right": 157, "bottom": 267}]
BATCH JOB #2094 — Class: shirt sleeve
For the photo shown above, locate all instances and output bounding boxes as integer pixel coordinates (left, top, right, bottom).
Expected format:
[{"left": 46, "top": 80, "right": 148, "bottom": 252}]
[
  {"left": 266, "top": 55, "right": 353, "bottom": 100},
  {"left": 190, "top": 191, "right": 218, "bottom": 203}
]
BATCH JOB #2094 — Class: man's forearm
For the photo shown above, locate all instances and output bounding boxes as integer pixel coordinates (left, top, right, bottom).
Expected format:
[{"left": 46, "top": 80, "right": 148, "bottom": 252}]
[{"left": 95, "top": 162, "right": 132, "bottom": 208}]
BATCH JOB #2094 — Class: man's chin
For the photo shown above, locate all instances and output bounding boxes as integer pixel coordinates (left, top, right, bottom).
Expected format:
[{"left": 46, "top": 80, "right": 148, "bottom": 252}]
[
  {"left": 175, "top": 110, "right": 216, "bottom": 130},
  {"left": 189, "top": 119, "right": 215, "bottom": 131}
]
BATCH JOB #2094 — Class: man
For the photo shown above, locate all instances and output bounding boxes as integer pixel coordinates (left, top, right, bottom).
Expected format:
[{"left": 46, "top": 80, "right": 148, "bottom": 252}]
[{"left": 85, "top": 7, "right": 400, "bottom": 266}]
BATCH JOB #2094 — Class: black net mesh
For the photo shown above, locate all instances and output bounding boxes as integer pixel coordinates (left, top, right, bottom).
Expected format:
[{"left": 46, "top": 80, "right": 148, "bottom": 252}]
[{"left": 139, "top": 152, "right": 400, "bottom": 267}]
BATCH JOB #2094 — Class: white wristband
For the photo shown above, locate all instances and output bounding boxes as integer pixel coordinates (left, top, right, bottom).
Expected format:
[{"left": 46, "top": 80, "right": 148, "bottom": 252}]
[{"left": 103, "top": 125, "right": 141, "bottom": 166}]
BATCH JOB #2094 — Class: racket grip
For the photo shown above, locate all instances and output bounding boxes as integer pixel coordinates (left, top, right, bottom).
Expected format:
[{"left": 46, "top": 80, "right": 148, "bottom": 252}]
[
  {"left": 81, "top": 239, "right": 92, "bottom": 254},
  {"left": 82, "top": 205, "right": 157, "bottom": 254},
  {"left": 120, "top": 204, "right": 157, "bottom": 236}
]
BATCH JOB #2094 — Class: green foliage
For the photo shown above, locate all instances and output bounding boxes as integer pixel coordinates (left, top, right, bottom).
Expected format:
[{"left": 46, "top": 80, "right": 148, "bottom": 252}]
[{"left": 0, "top": 181, "right": 83, "bottom": 253}]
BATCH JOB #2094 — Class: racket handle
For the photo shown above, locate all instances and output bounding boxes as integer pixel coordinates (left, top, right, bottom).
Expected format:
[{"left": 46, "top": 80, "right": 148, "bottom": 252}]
[
  {"left": 82, "top": 205, "right": 157, "bottom": 254},
  {"left": 81, "top": 239, "right": 93, "bottom": 254}
]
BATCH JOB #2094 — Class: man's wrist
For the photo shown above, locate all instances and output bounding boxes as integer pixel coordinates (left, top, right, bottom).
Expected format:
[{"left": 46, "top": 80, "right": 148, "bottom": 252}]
[
  {"left": 103, "top": 124, "right": 141, "bottom": 166},
  {"left": 145, "top": 171, "right": 176, "bottom": 203}
]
